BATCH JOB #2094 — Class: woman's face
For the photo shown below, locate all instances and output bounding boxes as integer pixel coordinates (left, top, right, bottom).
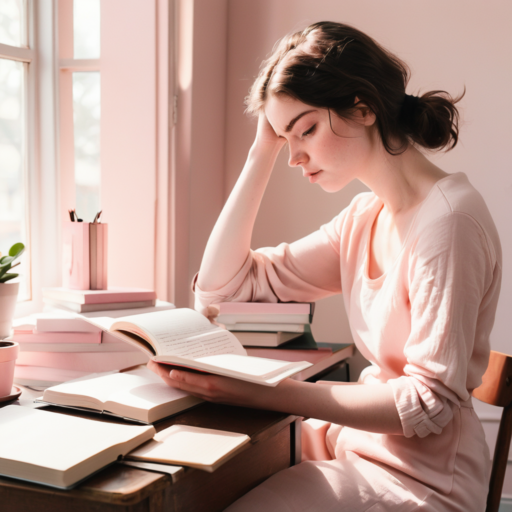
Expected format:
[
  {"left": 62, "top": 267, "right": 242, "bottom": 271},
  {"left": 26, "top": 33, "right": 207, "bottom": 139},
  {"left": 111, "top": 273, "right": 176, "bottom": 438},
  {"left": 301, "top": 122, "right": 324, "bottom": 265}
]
[{"left": 264, "top": 95, "right": 377, "bottom": 193}]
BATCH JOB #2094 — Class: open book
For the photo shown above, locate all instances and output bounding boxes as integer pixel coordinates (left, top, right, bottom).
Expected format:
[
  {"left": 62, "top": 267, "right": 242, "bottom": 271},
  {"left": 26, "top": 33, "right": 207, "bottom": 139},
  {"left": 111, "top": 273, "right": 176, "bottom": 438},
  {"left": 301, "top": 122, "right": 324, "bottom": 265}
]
[
  {"left": 39, "top": 368, "right": 203, "bottom": 424},
  {"left": 106, "top": 308, "right": 312, "bottom": 386},
  {"left": 0, "top": 405, "right": 154, "bottom": 489}
]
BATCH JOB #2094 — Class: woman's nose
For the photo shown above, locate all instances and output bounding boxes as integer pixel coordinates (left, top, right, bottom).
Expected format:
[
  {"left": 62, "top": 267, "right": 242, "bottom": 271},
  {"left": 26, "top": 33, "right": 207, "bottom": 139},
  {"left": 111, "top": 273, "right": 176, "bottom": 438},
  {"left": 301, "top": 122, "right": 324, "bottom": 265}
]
[{"left": 288, "top": 145, "right": 308, "bottom": 167}]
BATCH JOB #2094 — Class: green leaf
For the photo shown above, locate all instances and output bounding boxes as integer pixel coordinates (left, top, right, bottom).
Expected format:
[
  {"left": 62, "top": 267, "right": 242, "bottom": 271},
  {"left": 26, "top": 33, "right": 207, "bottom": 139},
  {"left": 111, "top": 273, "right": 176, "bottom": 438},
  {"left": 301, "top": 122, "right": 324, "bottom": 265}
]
[
  {"left": 0, "top": 273, "right": 18, "bottom": 283},
  {"left": 0, "top": 263, "right": 11, "bottom": 279},
  {"left": 8, "top": 243, "right": 25, "bottom": 260},
  {"left": 0, "top": 256, "right": 13, "bottom": 268}
]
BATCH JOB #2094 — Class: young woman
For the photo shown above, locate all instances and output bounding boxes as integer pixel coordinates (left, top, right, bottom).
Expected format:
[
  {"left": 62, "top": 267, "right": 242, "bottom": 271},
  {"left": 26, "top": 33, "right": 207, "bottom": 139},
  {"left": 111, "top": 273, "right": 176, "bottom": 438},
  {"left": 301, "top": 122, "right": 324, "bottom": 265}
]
[{"left": 148, "top": 22, "right": 502, "bottom": 511}]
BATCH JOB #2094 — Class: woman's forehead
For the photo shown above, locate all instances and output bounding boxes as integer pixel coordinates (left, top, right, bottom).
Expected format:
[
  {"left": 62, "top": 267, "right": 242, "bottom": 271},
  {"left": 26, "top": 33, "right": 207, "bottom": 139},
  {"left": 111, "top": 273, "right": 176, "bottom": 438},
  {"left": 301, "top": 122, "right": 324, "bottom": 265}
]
[{"left": 264, "top": 96, "right": 317, "bottom": 133}]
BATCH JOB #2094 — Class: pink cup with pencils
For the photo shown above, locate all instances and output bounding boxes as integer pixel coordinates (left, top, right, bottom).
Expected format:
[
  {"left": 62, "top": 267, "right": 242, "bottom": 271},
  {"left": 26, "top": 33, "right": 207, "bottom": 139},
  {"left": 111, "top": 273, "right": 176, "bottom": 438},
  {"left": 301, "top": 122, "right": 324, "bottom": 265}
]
[{"left": 0, "top": 341, "right": 19, "bottom": 397}]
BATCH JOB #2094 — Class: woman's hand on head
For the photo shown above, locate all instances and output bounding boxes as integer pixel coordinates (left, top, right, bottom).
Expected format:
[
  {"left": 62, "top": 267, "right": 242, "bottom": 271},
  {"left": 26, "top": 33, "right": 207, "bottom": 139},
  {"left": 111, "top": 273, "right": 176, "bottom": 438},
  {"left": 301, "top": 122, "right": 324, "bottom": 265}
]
[
  {"left": 146, "top": 359, "right": 284, "bottom": 409},
  {"left": 253, "top": 111, "right": 286, "bottom": 152}
]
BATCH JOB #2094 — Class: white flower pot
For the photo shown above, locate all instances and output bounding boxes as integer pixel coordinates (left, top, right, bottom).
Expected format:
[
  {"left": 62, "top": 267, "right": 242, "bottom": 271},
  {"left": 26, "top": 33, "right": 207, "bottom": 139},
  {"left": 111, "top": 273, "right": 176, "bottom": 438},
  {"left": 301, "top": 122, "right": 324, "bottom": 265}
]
[{"left": 0, "top": 282, "right": 19, "bottom": 339}]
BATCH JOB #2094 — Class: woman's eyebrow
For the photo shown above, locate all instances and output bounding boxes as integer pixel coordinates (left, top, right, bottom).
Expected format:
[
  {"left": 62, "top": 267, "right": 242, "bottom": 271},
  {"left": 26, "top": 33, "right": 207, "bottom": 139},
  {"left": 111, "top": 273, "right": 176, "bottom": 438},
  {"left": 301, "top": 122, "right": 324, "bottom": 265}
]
[{"left": 285, "top": 110, "right": 317, "bottom": 133}]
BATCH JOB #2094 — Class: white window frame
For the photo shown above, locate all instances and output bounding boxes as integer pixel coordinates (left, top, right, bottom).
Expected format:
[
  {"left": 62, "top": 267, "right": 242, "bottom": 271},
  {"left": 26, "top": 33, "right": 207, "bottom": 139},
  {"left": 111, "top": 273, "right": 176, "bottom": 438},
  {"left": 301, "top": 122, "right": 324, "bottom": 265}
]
[{"left": 13, "top": 0, "right": 61, "bottom": 318}]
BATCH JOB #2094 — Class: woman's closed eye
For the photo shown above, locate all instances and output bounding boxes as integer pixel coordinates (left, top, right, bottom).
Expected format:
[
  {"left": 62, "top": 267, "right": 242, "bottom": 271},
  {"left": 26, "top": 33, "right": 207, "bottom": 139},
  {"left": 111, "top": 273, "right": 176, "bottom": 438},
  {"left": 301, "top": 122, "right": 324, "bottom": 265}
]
[{"left": 301, "top": 124, "right": 316, "bottom": 139}]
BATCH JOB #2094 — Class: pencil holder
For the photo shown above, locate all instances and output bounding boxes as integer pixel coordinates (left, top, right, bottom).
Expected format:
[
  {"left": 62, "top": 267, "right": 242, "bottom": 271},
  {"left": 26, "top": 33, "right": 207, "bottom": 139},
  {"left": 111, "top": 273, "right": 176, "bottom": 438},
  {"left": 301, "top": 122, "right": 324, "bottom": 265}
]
[{"left": 62, "top": 222, "right": 108, "bottom": 290}]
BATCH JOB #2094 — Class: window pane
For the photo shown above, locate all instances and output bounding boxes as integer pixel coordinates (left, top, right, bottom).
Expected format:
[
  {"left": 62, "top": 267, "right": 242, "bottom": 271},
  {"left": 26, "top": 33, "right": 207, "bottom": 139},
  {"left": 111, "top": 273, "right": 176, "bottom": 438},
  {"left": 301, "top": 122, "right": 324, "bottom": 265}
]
[
  {"left": 73, "top": 71, "right": 101, "bottom": 223},
  {"left": 0, "top": 58, "right": 29, "bottom": 300},
  {"left": 73, "top": 0, "right": 100, "bottom": 59},
  {"left": 0, "top": 0, "right": 25, "bottom": 47}
]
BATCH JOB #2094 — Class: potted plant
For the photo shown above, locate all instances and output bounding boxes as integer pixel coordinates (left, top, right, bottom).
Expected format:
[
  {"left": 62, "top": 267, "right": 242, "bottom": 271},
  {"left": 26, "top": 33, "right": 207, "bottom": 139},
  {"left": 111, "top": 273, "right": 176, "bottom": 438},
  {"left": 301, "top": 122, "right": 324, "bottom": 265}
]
[{"left": 0, "top": 243, "right": 25, "bottom": 339}]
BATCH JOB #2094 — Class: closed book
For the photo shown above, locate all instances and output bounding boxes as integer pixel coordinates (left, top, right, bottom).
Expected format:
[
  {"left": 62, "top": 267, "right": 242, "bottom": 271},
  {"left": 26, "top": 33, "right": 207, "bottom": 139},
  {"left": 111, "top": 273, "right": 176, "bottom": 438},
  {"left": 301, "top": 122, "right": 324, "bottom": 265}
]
[
  {"left": 0, "top": 405, "right": 155, "bottom": 489},
  {"left": 217, "top": 313, "right": 310, "bottom": 325},
  {"left": 43, "top": 297, "right": 156, "bottom": 313},
  {"left": 126, "top": 424, "right": 250, "bottom": 472},
  {"left": 17, "top": 351, "right": 149, "bottom": 372},
  {"left": 13, "top": 312, "right": 103, "bottom": 333},
  {"left": 18, "top": 342, "right": 139, "bottom": 353},
  {"left": 14, "top": 366, "right": 93, "bottom": 387},
  {"left": 42, "top": 287, "right": 157, "bottom": 305},
  {"left": 12, "top": 330, "right": 102, "bottom": 344},
  {"left": 225, "top": 322, "right": 306, "bottom": 333},
  {"left": 39, "top": 368, "right": 203, "bottom": 424},
  {"left": 231, "top": 331, "right": 302, "bottom": 347}
]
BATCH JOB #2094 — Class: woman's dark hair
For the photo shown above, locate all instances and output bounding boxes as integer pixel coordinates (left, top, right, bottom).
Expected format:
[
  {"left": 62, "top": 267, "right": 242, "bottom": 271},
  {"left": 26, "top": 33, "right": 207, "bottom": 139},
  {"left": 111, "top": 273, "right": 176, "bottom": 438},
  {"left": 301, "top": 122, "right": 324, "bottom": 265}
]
[{"left": 245, "top": 22, "right": 463, "bottom": 154}]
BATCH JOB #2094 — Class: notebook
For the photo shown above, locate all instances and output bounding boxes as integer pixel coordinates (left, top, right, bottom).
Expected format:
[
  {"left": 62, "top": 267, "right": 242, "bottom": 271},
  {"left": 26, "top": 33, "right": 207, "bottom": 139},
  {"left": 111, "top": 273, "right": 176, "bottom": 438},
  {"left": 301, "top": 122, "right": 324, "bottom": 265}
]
[{"left": 126, "top": 424, "right": 250, "bottom": 472}]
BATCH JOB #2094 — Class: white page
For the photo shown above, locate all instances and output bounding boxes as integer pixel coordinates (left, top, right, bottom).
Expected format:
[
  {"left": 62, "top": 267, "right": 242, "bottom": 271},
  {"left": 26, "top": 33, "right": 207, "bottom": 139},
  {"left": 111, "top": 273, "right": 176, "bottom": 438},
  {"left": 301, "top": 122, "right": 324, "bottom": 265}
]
[
  {"left": 193, "top": 354, "right": 293, "bottom": 377},
  {"left": 113, "top": 309, "right": 246, "bottom": 358},
  {"left": 0, "top": 406, "right": 154, "bottom": 471}
]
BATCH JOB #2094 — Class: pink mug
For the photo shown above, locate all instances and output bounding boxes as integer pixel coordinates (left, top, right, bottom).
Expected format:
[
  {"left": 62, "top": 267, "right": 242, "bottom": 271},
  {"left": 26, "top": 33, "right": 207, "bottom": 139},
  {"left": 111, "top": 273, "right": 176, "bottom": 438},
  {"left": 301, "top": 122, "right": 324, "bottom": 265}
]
[{"left": 0, "top": 341, "right": 19, "bottom": 397}]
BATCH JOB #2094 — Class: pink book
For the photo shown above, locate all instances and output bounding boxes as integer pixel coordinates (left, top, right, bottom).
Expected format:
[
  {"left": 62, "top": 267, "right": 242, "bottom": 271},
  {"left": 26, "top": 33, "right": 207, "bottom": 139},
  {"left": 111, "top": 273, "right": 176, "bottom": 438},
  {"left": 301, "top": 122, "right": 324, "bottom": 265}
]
[
  {"left": 16, "top": 351, "right": 149, "bottom": 373},
  {"left": 12, "top": 331, "right": 102, "bottom": 344},
  {"left": 14, "top": 366, "right": 91, "bottom": 386},
  {"left": 42, "top": 287, "right": 157, "bottom": 305},
  {"left": 211, "top": 302, "right": 313, "bottom": 315},
  {"left": 62, "top": 222, "right": 90, "bottom": 290}
]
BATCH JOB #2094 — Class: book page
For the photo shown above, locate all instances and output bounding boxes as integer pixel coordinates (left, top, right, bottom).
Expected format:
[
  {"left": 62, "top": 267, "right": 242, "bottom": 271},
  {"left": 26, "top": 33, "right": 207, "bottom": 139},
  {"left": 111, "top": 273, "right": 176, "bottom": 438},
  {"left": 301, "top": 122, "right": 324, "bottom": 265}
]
[{"left": 112, "top": 309, "right": 246, "bottom": 358}]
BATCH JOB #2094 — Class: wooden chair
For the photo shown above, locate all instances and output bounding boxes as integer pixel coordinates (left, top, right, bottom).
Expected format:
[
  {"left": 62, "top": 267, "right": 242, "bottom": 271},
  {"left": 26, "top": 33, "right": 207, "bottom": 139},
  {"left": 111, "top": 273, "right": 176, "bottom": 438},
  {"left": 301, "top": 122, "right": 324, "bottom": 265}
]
[{"left": 473, "top": 350, "right": 512, "bottom": 512}]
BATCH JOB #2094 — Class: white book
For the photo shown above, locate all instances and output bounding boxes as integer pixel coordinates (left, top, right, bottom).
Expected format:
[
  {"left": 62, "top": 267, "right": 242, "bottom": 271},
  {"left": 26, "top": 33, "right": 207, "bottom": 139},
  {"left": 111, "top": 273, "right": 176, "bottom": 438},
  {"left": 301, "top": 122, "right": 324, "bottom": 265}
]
[
  {"left": 40, "top": 367, "right": 203, "bottom": 424},
  {"left": 126, "top": 424, "right": 250, "bottom": 472},
  {"left": 231, "top": 331, "right": 301, "bottom": 347},
  {"left": 216, "top": 313, "right": 310, "bottom": 325},
  {"left": 17, "top": 342, "right": 139, "bottom": 353},
  {"left": 43, "top": 297, "right": 156, "bottom": 313},
  {"left": 105, "top": 308, "right": 312, "bottom": 386},
  {"left": 225, "top": 322, "right": 306, "bottom": 333},
  {"left": 0, "top": 405, "right": 155, "bottom": 489}
]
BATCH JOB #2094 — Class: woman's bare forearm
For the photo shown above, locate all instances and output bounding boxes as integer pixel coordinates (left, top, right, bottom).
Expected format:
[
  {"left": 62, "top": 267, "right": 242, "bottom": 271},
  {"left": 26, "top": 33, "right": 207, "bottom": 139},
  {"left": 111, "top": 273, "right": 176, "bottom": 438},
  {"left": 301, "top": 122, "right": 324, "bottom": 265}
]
[{"left": 197, "top": 142, "right": 283, "bottom": 292}]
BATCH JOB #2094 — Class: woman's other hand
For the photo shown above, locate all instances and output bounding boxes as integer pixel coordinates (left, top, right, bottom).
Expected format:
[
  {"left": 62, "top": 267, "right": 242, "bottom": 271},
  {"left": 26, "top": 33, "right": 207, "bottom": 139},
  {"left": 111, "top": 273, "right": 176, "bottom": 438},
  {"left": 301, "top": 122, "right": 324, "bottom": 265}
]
[{"left": 253, "top": 111, "right": 286, "bottom": 151}]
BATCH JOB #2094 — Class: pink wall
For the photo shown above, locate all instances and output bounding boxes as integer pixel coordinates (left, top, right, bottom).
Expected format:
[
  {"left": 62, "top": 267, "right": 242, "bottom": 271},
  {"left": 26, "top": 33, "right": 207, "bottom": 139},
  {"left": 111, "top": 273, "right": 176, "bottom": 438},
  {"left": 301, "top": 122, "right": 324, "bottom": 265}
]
[
  {"left": 224, "top": 0, "right": 512, "bottom": 365},
  {"left": 173, "top": 0, "right": 228, "bottom": 307},
  {"left": 100, "top": 0, "right": 157, "bottom": 290}
]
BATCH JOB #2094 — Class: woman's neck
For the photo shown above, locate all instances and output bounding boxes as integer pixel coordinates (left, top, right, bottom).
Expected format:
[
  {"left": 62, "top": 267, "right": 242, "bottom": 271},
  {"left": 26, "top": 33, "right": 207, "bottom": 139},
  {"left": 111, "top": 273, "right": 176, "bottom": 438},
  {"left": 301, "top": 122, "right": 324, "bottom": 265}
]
[{"left": 359, "top": 143, "right": 449, "bottom": 216}]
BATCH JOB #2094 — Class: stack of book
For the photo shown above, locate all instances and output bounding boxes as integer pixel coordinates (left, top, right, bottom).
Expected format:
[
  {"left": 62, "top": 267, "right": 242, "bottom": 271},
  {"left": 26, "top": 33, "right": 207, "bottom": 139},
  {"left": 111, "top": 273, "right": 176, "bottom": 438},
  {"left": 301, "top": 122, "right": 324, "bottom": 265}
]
[
  {"left": 210, "top": 302, "right": 315, "bottom": 347},
  {"left": 12, "top": 287, "right": 175, "bottom": 387}
]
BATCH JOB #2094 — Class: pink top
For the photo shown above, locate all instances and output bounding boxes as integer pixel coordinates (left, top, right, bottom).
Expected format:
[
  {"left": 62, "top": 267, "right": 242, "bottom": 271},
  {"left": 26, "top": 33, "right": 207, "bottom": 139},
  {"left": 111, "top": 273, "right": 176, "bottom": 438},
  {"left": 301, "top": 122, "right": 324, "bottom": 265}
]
[{"left": 194, "top": 172, "right": 502, "bottom": 497}]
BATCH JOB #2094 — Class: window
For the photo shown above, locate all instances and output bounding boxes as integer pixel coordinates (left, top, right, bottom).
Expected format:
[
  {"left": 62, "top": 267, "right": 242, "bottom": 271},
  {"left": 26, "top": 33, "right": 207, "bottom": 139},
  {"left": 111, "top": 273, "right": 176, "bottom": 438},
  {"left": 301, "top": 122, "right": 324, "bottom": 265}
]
[
  {"left": 0, "top": 0, "right": 33, "bottom": 301},
  {"left": 59, "top": 0, "right": 101, "bottom": 224}
]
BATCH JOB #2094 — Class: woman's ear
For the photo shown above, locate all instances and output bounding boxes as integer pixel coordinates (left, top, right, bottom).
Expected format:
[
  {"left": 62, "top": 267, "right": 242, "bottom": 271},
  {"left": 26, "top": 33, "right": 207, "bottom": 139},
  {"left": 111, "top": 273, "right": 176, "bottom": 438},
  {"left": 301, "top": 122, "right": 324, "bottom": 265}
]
[{"left": 354, "top": 96, "right": 376, "bottom": 127}]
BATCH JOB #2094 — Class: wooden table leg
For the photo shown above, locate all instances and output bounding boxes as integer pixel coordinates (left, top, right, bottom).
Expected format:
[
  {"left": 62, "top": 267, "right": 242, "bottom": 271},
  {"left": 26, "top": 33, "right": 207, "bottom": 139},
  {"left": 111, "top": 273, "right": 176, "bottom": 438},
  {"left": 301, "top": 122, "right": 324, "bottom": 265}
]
[{"left": 290, "top": 417, "right": 302, "bottom": 466}]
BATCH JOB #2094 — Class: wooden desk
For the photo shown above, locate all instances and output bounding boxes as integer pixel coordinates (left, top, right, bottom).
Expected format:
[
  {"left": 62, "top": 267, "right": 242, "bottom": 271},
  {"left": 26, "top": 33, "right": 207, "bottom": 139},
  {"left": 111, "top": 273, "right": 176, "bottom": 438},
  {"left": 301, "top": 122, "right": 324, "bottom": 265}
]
[
  {"left": 1, "top": 343, "right": 353, "bottom": 511},
  {"left": 0, "top": 402, "right": 300, "bottom": 512}
]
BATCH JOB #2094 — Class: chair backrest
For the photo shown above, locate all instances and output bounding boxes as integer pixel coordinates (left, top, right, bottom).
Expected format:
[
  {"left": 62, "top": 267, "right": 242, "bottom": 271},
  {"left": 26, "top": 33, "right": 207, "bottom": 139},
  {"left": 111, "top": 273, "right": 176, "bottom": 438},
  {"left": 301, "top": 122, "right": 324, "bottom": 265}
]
[{"left": 473, "top": 350, "right": 512, "bottom": 512}]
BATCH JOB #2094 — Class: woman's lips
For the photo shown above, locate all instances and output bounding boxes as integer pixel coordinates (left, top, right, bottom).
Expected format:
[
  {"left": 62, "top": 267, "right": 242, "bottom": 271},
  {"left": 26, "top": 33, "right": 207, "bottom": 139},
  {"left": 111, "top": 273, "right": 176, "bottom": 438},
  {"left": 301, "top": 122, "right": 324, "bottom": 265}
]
[{"left": 307, "top": 170, "right": 322, "bottom": 183}]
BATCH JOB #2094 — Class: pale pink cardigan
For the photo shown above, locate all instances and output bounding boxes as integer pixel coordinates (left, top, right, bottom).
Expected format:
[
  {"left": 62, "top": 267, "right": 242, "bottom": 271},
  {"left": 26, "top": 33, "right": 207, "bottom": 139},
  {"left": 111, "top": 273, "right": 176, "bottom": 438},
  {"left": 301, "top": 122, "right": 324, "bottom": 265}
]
[{"left": 194, "top": 173, "right": 502, "bottom": 511}]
